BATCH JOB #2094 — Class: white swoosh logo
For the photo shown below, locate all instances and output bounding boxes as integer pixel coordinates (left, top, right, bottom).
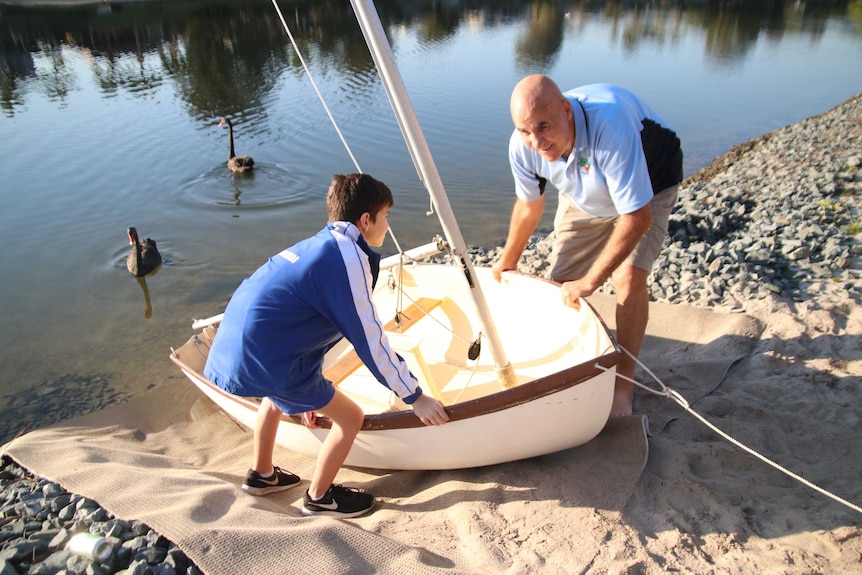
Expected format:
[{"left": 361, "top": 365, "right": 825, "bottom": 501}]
[{"left": 311, "top": 500, "right": 339, "bottom": 510}]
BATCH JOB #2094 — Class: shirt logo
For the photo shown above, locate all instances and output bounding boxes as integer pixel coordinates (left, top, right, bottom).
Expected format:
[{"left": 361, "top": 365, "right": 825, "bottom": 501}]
[
  {"left": 278, "top": 250, "right": 299, "bottom": 263},
  {"left": 577, "top": 157, "right": 591, "bottom": 174}
]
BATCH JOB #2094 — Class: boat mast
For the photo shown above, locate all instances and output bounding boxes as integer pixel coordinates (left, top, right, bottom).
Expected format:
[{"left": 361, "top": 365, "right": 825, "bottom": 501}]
[{"left": 349, "top": 0, "right": 517, "bottom": 388}]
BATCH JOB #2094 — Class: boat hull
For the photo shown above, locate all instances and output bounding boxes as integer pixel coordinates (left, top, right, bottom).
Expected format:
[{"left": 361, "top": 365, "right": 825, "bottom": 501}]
[{"left": 170, "top": 264, "right": 619, "bottom": 470}]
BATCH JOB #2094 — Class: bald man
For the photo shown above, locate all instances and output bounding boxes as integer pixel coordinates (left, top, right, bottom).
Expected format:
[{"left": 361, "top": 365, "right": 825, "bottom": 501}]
[{"left": 492, "top": 75, "right": 683, "bottom": 417}]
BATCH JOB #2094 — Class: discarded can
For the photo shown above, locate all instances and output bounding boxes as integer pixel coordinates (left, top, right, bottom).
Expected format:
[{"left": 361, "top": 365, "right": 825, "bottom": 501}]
[{"left": 67, "top": 532, "right": 112, "bottom": 563}]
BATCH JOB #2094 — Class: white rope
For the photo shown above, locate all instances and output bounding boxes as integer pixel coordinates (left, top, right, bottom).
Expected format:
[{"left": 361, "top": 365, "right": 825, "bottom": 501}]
[{"left": 595, "top": 346, "right": 862, "bottom": 516}]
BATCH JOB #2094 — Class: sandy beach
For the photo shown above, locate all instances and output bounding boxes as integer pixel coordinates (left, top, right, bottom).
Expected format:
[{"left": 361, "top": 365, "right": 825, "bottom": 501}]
[{"left": 3, "top": 92, "right": 862, "bottom": 574}]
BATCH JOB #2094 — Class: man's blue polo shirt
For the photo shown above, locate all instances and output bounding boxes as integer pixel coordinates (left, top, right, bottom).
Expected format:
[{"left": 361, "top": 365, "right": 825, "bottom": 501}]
[{"left": 509, "top": 83, "right": 682, "bottom": 218}]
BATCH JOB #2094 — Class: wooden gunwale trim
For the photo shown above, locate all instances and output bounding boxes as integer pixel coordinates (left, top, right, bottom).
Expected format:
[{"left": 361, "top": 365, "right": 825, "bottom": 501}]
[{"left": 171, "top": 348, "right": 621, "bottom": 432}]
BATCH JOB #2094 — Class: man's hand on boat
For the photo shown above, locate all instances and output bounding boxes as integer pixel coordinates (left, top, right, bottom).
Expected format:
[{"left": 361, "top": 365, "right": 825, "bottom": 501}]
[
  {"left": 561, "top": 279, "right": 595, "bottom": 311},
  {"left": 492, "top": 259, "right": 589, "bottom": 310},
  {"left": 410, "top": 394, "right": 450, "bottom": 426},
  {"left": 491, "top": 259, "right": 516, "bottom": 282}
]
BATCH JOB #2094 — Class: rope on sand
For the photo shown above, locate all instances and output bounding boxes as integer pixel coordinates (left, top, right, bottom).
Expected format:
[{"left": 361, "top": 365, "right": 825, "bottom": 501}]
[{"left": 595, "top": 347, "right": 862, "bottom": 516}]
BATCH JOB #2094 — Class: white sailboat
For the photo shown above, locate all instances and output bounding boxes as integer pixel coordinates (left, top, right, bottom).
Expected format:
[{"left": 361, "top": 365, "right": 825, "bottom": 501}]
[{"left": 169, "top": 0, "right": 620, "bottom": 470}]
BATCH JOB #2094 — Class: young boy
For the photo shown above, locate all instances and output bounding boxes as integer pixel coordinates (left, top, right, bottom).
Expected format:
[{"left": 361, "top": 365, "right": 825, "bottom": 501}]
[{"left": 204, "top": 173, "right": 449, "bottom": 518}]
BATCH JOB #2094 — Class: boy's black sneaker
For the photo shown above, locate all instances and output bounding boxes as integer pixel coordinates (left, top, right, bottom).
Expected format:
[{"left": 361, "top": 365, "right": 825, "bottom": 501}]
[
  {"left": 241, "top": 466, "right": 301, "bottom": 496},
  {"left": 301, "top": 484, "right": 375, "bottom": 518}
]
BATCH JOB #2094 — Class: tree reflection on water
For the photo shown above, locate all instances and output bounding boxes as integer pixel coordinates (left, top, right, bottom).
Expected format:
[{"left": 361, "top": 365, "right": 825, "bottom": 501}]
[{"left": 0, "top": 0, "right": 857, "bottom": 119}]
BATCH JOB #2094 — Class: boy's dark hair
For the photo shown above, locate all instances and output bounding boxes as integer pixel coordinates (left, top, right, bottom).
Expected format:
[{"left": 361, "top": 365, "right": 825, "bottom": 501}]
[{"left": 327, "top": 173, "right": 394, "bottom": 224}]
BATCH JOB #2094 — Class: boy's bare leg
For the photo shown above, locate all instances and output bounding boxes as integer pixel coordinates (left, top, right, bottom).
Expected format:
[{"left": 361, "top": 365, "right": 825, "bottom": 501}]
[
  {"left": 252, "top": 398, "right": 283, "bottom": 475},
  {"left": 307, "top": 389, "right": 364, "bottom": 499}
]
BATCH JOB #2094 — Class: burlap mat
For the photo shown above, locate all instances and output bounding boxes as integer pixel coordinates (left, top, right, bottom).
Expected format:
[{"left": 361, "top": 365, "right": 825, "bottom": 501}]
[{"left": 4, "top": 295, "right": 761, "bottom": 574}]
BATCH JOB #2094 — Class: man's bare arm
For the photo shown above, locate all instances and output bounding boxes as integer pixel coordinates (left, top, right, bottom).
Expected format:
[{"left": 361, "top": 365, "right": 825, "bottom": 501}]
[{"left": 492, "top": 196, "right": 546, "bottom": 281}]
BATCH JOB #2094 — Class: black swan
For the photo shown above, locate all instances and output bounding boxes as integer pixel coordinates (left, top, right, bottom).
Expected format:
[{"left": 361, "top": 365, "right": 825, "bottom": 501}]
[
  {"left": 126, "top": 227, "right": 162, "bottom": 277},
  {"left": 219, "top": 117, "right": 255, "bottom": 173}
]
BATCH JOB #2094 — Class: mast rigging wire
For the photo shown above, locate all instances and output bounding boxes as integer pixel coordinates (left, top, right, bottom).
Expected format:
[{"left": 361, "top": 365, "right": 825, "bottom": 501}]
[
  {"left": 270, "top": 0, "right": 362, "bottom": 174},
  {"left": 270, "top": 0, "right": 408, "bottom": 269}
]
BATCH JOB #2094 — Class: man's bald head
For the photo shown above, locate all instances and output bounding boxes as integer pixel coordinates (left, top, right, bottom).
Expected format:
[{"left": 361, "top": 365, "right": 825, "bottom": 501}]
[
  {"left": 510, "top": 74, "right": 565, "bottom": 119},
  {"left": 510, "top": 75, "right": 574, "bottom": 161}
]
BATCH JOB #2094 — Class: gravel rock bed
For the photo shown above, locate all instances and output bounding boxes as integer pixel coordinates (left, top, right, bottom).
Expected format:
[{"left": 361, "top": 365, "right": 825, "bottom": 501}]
[
  {"left": 2, "top": 94, "right": 860, "bottom": 575},
  {"left": 0, "top": 455, "right": 203, "bottom": 575}
]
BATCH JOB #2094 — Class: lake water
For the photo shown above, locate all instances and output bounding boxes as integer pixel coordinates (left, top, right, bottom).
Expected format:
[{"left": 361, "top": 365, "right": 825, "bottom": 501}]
[{"left": 1, "top": 0, "right": 861, "bottom": 441}]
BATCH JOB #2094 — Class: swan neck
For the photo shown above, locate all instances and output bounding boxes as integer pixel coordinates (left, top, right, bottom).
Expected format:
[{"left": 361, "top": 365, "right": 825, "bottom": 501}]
[
  {"left": 135, "top": 241, "right": 142, "bottom": 264},
  {"left": 227, "top": 122, "right": 236, "bottom": 159}
]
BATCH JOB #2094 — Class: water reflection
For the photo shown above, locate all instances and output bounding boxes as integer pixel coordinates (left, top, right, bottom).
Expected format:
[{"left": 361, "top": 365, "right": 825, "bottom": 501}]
[
  {"left": 412, "top": 2, "right": 460, "bottom": 46},
  {"left": 224, "top": 171, "right": 255, "bottom": 206},
  {"left": 158, "top": 7, "right": 279, "bottom": 122},
  {"left": 514, "top": 2, "right": 565, "bottom": 71},
  {"left": 617, "top": 6, "right": 683, "bottom": 52},
  {"left": 135, "top": 276, "right": 154, "bottom": 320},
  {"left": 35, "top": 42, "right": 76, "bottom": 105},
  {"left": 1, "top": 0, "right": 858, "bottom": 119}
]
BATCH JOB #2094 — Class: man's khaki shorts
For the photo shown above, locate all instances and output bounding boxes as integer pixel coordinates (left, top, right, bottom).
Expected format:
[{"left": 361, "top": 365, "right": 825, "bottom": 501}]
[{"left": 548, "top": 185, "right": 679, "bottom": 282}]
